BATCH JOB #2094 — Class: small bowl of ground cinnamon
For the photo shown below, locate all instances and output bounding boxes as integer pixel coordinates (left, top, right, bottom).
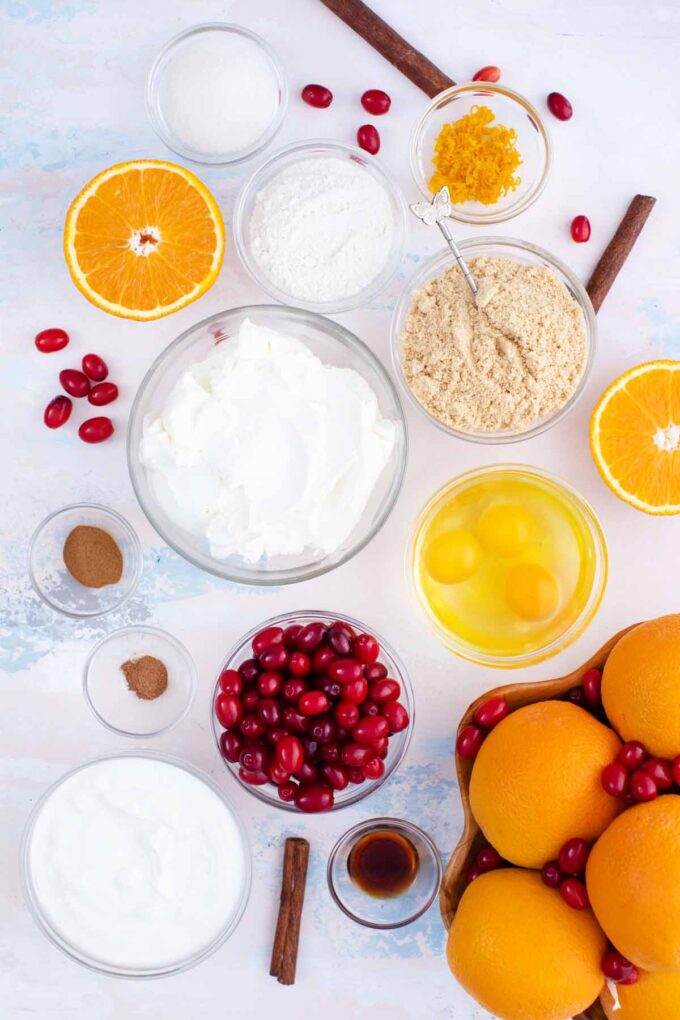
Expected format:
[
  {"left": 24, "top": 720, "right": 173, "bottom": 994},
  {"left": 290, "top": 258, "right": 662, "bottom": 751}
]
[
  {"left": 84, "top": 625, "right": 196, "bottom": 737},
  {"left": 28, "top": 503, "right": 142, "bottom": 617}
]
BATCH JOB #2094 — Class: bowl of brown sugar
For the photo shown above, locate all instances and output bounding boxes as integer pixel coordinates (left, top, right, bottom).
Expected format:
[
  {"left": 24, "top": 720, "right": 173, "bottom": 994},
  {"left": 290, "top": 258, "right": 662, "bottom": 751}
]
[{"left": 28, "top": 503, "right": 142, "bottom": 617}]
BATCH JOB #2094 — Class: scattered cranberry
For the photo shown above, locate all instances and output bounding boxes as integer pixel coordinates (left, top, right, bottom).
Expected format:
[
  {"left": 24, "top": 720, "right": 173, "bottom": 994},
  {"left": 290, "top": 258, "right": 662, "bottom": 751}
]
[
  {"left": 560, "top": 877, "right": 589, "bottom": 910},
  {"left": 301, "top": 83, "right": 333, "bottom": 108},
  {"left": 617, "top": 741, "right": 647, "bottom": 771},
  {"left": 456, "top": 724, "right": 484, "bottom": 760},
  {"left": 35, "top": 327, "right": 69, "bottom": 353},
  {"left": 547, "top": 91, "right": 573, "bottom": 121},
  {"left": 88, "top": 382, "right": 118, "bottom": 406},
  {"left": 630, "top": 770, "right": 658, "bottom": 802},
  {"left": 541, "top": 860, "right": 563, "bottom": 889},
  {"left": 361, "top": 88, "right": 391, "bottom": 115},
  {"left": 601, "top": 762, "right": 629, "bottom": 798},
  {"left": 581, "top": 667, "right": 602, "bottom": 705},
  {"left": 602, "top": 951, "right": 639, "bottom": 985},
  {"left": 673, "top": 755, "right": 680, "bottom": 786},
  {"left": 566, "top": 686, "right": 586, "bottom": 707},
  {"left": 357, "top": 124, "right": 380, "bottom": 154},
  {"left": 295, "top": 782, "right": 334, "bottom": 813},
  {"left": 472, "top": 65, "right": 501, "bottom": 83},
  {"left": 571, "top": 215, "right": 592, "bottom": 244},
  {"left": 81, "top": 353, "right": 108, "bottom": 381},
  {"left": 642, "top": 758, "right": 674, "bottom": 790},
  {"left": 476, "top": 845, "right": 502, "bottom": 872},
  {"left": 473, "top": 696, "right": 509, "bottom": 730},
  {"left": 558, "top": 837, "right": 590, "bottom": 875},
  {"left": 44, "top": 395, "right": 72, "bottom": 429},
  {"left": 467, "top": 863, "right": 484, "bottom": 883},
  {"left": 78, "top": 416, "right": 113, "bottom": 443},
  {"left": 60, "top": 368, "right": 90, "bottom": 398}
]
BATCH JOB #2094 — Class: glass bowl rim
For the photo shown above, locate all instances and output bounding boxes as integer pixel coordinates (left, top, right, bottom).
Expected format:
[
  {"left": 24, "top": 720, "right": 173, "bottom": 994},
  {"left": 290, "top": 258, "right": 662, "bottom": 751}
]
[
  {"left": 408, "top": 463, "right": 608, "bottom": 668},
  {"left": 409, "top": 80, "right": 552, "bottom": 224},
  {"left": 232, "top": 138, "right": 408, "bottom": 314},
  {"left": 390, "top": 236, "right": 597, "bottom": 445},
  {"left": 20, "top": 749, "right": 253, "bottom": 978},
  {"left": 145, "top": 21, "right": 288, "bottom": 167},
  {"left": 27, "top": 502, "right": 143, "bottom": 619},
  {"left": 210, "top": 609, "right": 414, "bottom": 812},
  {"left": 326, "top": 815, "right": 442, "bottom": 929},
  {"left": 82, "top": 624, "right": 197, "bottom": 738},
  {"left": 127, "top": 304, "right": 408, "bottom": 585}
]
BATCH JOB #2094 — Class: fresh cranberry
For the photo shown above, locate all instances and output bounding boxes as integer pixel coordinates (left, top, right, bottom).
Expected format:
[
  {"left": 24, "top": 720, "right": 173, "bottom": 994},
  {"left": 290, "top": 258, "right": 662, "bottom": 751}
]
[
  {"left": 472, "top": 65, "right": 501, "bottom": 82},
  {"left": 673, "top": 754, "right": 680, "bottom": 786},
  {"left": 35, "top": 327, "right": 69, "bottom": 353},
  {"left": 601, "top": 762, "right": 629, "bottom": 798},
  {"left": 257, "top": 671, "right": 282, "bottom": 697},
  {"left": 560, "top": 878, "right": 589, "bottom": 910},
  {"left": 547, "top": 91, "right": 573, "bottom": 121},
  {"left": 78, "top": 417, "right": 113, "bottom": 443},
  {"left": 357, "top": 124, "right": 380, "bottom": 154},
  {"left": 288, "top": 651, "right": 311, "bottom": 677},
  {"left": 642, "top": 758, "right": 674, "bottom": 790},
  {"left": 361, "top": 88, "right": 391, "bottom": 114},
  {"left": 383, "top": 701, "right": 409, "bottom": 733},
  {"left": 242, "top": 689, "right": 259, "bottom": 712},
  {"left": 352, "top": 715, "right": 389, "bottom": 746},
  {"left": 476, "top": 846, "right": 502, "bottom": 872},
  {"left": 81, "top": 353, "right": 108, "bottom": 381},
  {"left": 373, "top": 736, "right": 388, "bottom": 757},
  {"left": 342, "top": 678, "right": 369, "bottom": 704},
  {"left": 456, "top": 725, "right": 484, "bottom": 759},
  {"left": 240, "top": 743, "right": 268, "bottom": 773},
  {"left": 360, "top": 700, "right": 379, "bottom": 717},
  {"left": 309, "top": 717, "right": 335, "bottom": 744},
  {"left": 276, "top": 735, "right": 304, "bottom": 774},
  {"left": 301, "top": 736, "right": 320, "bottom": 761},
  {"left": 238, "top": 658, "right": 260, "bottom": 682},
  {"left": 240, "top": 714, "right": 266, "bottom": 740},
  {"left": 321, "top": 741, "right": 340, "bottom": 763},
  {"left": 257, "top": 697, "right": 281, "bottom": 728},
  {"left": 44, "top": 395, "right": 72, "bottom": 429},
  {"left": 331, "top": 621, "right": 355, "bottom": 640},
  {"left": 282, "top": 707, "right": 309, "bottom": 733},
  {"left": 252, "top": 625, "right": 284, "bottom": 656},
  {"left": 295, "top": 782, "right": 334, "bottom": 812},
  {"left": 328, "top": 626, "right": 352, "bottom": 657},
  {"left": 602, "top": 951, "right": 638, "bottom": 984},
  {"left": 320, "top": 763, "right": 349, "bottom": 790},
  {"left": 59, "top": 368, "right": 90, "bottom": 398},
  {"left": 630, "top": 770, "right": 658, "bottom": 802},
  {"left": 341, "top": 743, "right": 374, "bottom": 767},
  {"left": 348, "top": 767, "right": 366, "bottom": 785},
  {"left": 219, "top": 730, "right": 243, "bottom": 763},
  {"left": 363, "top": 757, "right": 385, "bottom": 780},
  {"left": 571, "top": 215, "right": 591, "bottom": 244},
  {"left": 267, "top": 726, "right": 288, "bottom": 746},
  {"left": 581, "top": 667, "right": 602, "bottom": 705},
  {"left": 219, "top": 669, "right": 242, "bottom": 696},
  {"left": 278, "top": 782, "right": 297, "bottom": 802},
  {"left": 296, "top": 622, "right": 327, "bottom": 652},
  {"left": 295, "top": 762, "right": 319, "bottom": 784},
  {"left": 467, "top": 864, "right": 484, "bottom": 883},
  {"left": 215, "top": 694, "right": 243, "bottom": 729},
  {"left": 259, "top": 644, "right": 288, "bottom": 671},
  {"left": 268, "top": 761, "right": 290, "bottom": 785},
  {"left": 541, "top": 860, "right": 563, "bottom": 889},
  {"left": 312, "top": 646, "right": 336, "bottom": 674},
  {"left": 369, "top": 679, "right": 400, "bottom": 703},
  {"left": 282, "top": 678, "right": 307, "bottom": 702},
  {"left": 88, "top": 382, "right": 118, "bottom": 406},
  {"left": 566, "top": 686, "right": 586, "bottom": 707},
  {"left": 301, "top": 84, "right": 333, "bottom": 108},
  {"left": 558, "top": 838, "right": 590, "bottom": 875},
  {"left": 364, "top": 663, "right": 388, "bottom": 681},
  {"left": 328, "top": 658, "right": 362, "bottom": 684},
  {"left": 282, "top": 624, "right": 303, "bottom": 649},
  {"left": 353, "top": 633, "right": 379, "bottom": 664},
  {"left": 617, "top": 741, "right": 647, "bottom": 771},
  {"left": 239, "top": 767, "right": 269, "bottom": 786},
  {"left": 299, "top": 691, "right": 329, "bottom": 716},
  {"left": 473, "top": 696, "right": 508, "bottom": 730},
  {"left": 315, "top": 676, "right": 342, "bottom": 699}
]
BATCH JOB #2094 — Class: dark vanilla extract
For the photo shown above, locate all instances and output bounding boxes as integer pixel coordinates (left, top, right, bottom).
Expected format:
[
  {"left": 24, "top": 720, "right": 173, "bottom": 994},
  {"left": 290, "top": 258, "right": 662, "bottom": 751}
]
[{"left": 348, "top": 829, "right": 419, "bottom": 898}]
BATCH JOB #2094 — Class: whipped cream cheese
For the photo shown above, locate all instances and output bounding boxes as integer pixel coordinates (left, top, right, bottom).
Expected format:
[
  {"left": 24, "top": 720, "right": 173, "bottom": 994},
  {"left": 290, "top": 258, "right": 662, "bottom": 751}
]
[{"left": 140, "top": 319, "right": 396, "bottom": 563}]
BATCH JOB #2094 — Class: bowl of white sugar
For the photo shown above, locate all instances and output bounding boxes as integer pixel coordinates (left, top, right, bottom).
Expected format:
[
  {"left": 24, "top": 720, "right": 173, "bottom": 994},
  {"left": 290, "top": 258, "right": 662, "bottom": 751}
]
[
  {"left": 146, "top": 23, "right": 287, "bottom": 166},
  {"left": 233, "top": 140, "right": 408, "bottom": 313}
]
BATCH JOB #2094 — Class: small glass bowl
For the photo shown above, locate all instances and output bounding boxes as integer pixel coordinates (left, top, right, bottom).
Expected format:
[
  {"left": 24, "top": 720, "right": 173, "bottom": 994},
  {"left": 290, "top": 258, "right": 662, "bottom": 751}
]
[
  {"left": 28, "top": 504, "right": 142, "bottom": 618},
  {"left": 233, "top": 139, "right": 408, "bottom": 314},
  {"left": 211, "top": 611, "right": 414, "bottom": 812},
  {"left": 409, "top": 465, "right": 608, "bottom": 668},
  {"left": 391, "top": 237, "right": 596, "bottom": 444},
  {"left": 146, "top": 23, "right": 288, "bottom": 166},
  {"left": 20, "top": 751, "right": 252, "bottom": 978},
  {"left": 127, "top": 305, "right": 407, "bottom": 586},
  {"left": 410, "top": 82, "right": 551, "bottom": 224},
  {"left": 84, "top": 626, "right": 196, "bottom": 738},
  {"left": 327, "top": 817, "right": 441, "bottom": 928}
]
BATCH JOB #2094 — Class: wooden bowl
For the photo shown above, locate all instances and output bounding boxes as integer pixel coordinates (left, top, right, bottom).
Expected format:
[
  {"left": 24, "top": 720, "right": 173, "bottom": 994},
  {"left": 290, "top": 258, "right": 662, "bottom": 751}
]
[{"left": 440, "top": 624, "right": 639, "bottom": 1020}]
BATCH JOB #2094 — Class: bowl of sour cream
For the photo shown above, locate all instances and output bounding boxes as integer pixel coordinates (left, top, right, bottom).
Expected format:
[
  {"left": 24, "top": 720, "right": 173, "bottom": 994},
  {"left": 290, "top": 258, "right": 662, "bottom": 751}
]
[{"left": 127, "top": 306, "right": 407, "bottom": 585}]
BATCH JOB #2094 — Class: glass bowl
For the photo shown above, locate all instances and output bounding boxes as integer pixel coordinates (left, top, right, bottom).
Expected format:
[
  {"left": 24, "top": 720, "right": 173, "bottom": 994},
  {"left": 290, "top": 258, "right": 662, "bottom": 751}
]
[
  {"left": 233, "top": 139, "right": 408, "bottom": 314},
  {"left": 327, "top": 817, "right": 441, "bottom": 928},
  {"left": 211, "top": 611, "right": 414, "bottom": 812},
  {"left": 83, "top": 626, "right": 196, "bottom": 738},
  {"left": 410, "top": 82, "right": 551, "bottom": 224},
  {"left": 28, "top": 503, "right": 142, "bottom": 618},
  {"left": 20, "top": 751, "right": 252, "bottom": 978},
  {"left": 146, "top": 23, "right": 287, "bottom": 166},
  {"left": 127, "top": 305, "right": 407, "bottom": 585},
  {"left": 391, "top": 237, "right": 596, "bottom": 444},
  {"left": 409, "top": 465, "right": 608, "bottom": 668}
]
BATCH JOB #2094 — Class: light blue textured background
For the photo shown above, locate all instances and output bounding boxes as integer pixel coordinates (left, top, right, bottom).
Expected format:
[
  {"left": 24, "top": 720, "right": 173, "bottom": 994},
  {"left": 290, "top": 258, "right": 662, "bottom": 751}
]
[{"left": 2, "top": 1, "right": 680, "bottom": 1017}]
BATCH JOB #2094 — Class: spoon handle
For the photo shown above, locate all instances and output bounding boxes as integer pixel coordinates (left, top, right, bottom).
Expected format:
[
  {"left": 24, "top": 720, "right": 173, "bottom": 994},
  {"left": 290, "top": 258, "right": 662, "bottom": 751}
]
[{"left": 437, "top": 219, "right": 477, "bottom": 295}]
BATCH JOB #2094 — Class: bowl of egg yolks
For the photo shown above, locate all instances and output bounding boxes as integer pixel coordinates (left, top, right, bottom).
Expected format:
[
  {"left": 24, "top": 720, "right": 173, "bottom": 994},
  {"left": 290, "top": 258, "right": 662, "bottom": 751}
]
[{"left": 409, "top": 465, "right": 608, "bottom": 668}]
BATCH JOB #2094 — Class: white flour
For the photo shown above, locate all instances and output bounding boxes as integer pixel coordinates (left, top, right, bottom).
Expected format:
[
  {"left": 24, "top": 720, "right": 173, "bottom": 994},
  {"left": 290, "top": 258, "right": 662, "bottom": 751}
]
[{"left": 248, "top": 156, "right": 394, "bottom": 302}]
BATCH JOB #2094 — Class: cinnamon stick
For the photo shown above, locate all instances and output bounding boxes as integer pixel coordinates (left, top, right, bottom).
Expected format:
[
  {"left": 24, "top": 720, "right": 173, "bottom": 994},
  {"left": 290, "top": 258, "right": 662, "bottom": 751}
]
[
  {"left": 270, "top": 837, "right": 310, "bottom": 986},
  {"left": 320, "top": 0, "right": 455, "bottom": 97},
  {"left": 586, "top": 195, "right": 656, "bottom": 313}
]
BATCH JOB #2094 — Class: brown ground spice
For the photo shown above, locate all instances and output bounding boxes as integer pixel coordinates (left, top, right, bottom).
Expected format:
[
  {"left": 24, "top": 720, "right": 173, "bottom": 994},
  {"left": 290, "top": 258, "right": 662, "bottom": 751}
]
[
  {"left": 121, "top": 656, "right": 168, "bottom": 701},
  {"left": 63, "top": 525, "right": 123, "bottom": 588}
]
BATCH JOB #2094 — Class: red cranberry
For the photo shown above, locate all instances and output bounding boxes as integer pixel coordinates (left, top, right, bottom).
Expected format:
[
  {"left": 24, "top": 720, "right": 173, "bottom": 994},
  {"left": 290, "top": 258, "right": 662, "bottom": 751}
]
[
  {"left": 299, "top": 691, "right": 329, "bottom": 716},
  {"left": 240, "top": 743, "right": 268, "bottom": 773},
  {"left": 328, "top": 658, "right": 362, "bottom": 684},
  {"left": 240, "top": 714, "right": 266, "bottom": 740},
  {"left": 301, "top": 735, "right": 320, "bottom": 760},
  {"left": 373, "top": 736, "right": 388, "bottom": 757},
  {"left": 558, "top": 838, "right": 590, "bottom": 875},
  {"left": 328, "top": 626, "right": 352, "bottom": 656},
  {"left": 581, "top": 667, "right": 602, "bottom": 705},
  {"left": 267, "top": 726, "right": 288, "bottom": 746},
  {"left": 547, "top": 91, "right": 573, "bottom": 121},
  {"left": 617, "top": 741, "right": 647, "bottom": 771},
  {"left": 282, "top": 678, "right": 307, "bottom": 702},
  {"left": 361, "top": 88, "right": 391, "bottom": 114},
  {"left": 560, "top": 878, "right": 589, "bottom": 910},
  {"left": 571, "top": 215, "right": 591, "bottom": 244},
  {"left": 476, "top": 846, "right": 502, "bottom": 872},
  {"left": 239, "top": 767, "right": 269, "bottom": 786},
  {"left": 369, "top": 679, "right": 400, "bottom": 703},
  {"left": 335, "top": 700, "right": 359, "bottom": 728},
  {"left": 44, "top": 395, "right": 72, "bottom": 429},
  {"left": 282, "top": 707, "right": 309, "bottom": 733},
  {"left": 383, "top": 701, "right": 409, "bottom": 733},
  {"left": 363, "top": 757, "right": 385, "bottom": 780},
  {"left": 268, "top": 762, "right": 290, "bottom": 785},
  {"left": 242, "top": 689, "right": 260, "bottom": 712},
  {"left": 364, "top": 663, "right": 388, "bottom": 681},
  {"left": 541, "top": 860, "right": 563, "bottom": 889},
  {"left": 278, "top": 782, "right": 297, "bottom": 802},
  {"left": 35, "top": 327, "right": 69, "bottom": 353},
  {"left": 253, "top": 626, "right": 283, "bottom": 657},
  {"left": 309, "top": 717, "right": 335, "bottom": 744},
  {"left": 215, "top": 694, "right": 243, "bottom": 729},
  {"left": 360, "top": 700, "right": 379, "bottom": 717},
  {"left": 673, "top": 755, "right": 680, "bottom": 786},
  {"left": 473, "top": 696, "right": 509, "bottom": 730},
  {"left": 315, "top": 676, "right": 342, "bottom": 699},
  {"left": 331, "top": 621, "right": 355, "bottom": 640},
  {"left": 341, "top": 743, "right": 374, "bottom": 767},
  {"left": 288, "top": 651, "right": 311, "bottom": 677},
  {"left": 601, "top": 762, "right": 629, "bottom": 798},
  {"left": 630, "top": 770, "right": 658, "bottom": 802},
  {"left": 81, "top": 353, "right": 108, "bottom": 381},
  {"left": 353, "top": 633, "right": 379, "bottom": 664},
  {"left": 296, "top": 622, "right": 327, "bottom": 652},
  {"left": 79, "top": 417, "right": 113, "bottom": 443},
  {"left": 566, "top": 686, "right": 586, "bottom": 707},
  {"left": 219, "top": 669, "right": 242, "bottom": 696},
  {"left": 321, "top": 741, "right": 340, "bottom": 763},
  {"left": 342, "top": 678, "right": 369, "bottom": 704},
  {"left": 642, "top": 758, "right": 674, "bottom": 790},
  {"left": 602, "top": 950, "right": 638, "bottom": 984},
  {"left": 59, "top": 368, "right": 90, "bottom": 398},
  {"left": 348, "top": 767, "right": 366, "bottom": 785},
  {"left": 88, "top": 382, "right": 118, "bottom": 406},
  {"left": 312, "top": 646, "right": 336, "bottom": 674},
  {"left": 282, "top": 624, "right": 303, "bottom": 648},
  {"left": 357, "top": 124, "right": 380, "bottom": 154},
  {"left": 276, "top": 735, "right": 304, "bottom": 774},
  {"left": 259, "top": 644, "right": 288, "bottom": 671},
  {"left": 301, "top": 84, "right": 333, "bottom": 108},
  {"left": 257, "top": 671, "right": 282, "bottom": 697},
  {"left": 472, "top": 65, "right": 501, "bottom": 83},
  {"left": 295, "top": 762, "right": 319, "bottom": 784},
  {"left": 467, "top": 863, "right": 484, "bottom": 883},
  {"left": 238, "top": 658, "right": 260, "bottom": 682},
  {"left": 321, "top": 763, "right": 349, "bottom": 790},
  {"left": 219, "top": 730, "right": 243, "bottom": 763},
  {"left": 352, "top": 715, "right": 389, "bottom": 746},
  {"left": 295, "top": 782, "right": 334, "bottom": 812},
  {"left": 456, "top": 725, "right": 484, "bottom": 760},
  {"left": 257, "top": 698, "right": 281, "bottom": 728}
]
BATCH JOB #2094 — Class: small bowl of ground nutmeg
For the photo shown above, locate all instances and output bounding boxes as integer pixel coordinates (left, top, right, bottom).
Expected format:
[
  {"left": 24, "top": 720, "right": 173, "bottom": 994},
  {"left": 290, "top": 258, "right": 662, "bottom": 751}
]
[
  {"left": 410, "top": 83, "right": 551, "bottom": 224},
  {"left": 84, "top": 625, "right": 196, "bottom": 738},
  {"left": 392, "top": 237, "right": 596, "bottom": 443},
  {"left": 28, "top": 503, "right": 142, "bottom": 617}
]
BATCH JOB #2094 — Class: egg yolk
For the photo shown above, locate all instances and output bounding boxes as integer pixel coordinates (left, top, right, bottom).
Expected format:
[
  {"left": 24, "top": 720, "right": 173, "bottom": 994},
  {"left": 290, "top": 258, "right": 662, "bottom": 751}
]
[
  {"left": 478, "top": 503, "right": 535, "bottom": 556},
  {"left": 506, "top": 563, "right": 560, "bottom": 621},
  {"left": 425, "top": 530, "right": 481, "bottom": 584}
]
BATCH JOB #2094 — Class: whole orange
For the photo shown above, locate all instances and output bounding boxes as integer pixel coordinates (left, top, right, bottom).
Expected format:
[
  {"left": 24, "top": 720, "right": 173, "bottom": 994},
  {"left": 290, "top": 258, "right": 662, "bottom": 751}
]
[
  {"left": 602, "top": 614, "right": 680, "bottom": 758},
  {"left": 447, "top": 868, "right": 606, "bottom": 1020},
  {"left": 601, "top": 969, "right": 680, "bottom": 1020},
  {"left": 469, "top": 701, "right": 622, "bottom": 868},
  {"left": 587, "top": 796, "right": 680, "bottom": 972}
]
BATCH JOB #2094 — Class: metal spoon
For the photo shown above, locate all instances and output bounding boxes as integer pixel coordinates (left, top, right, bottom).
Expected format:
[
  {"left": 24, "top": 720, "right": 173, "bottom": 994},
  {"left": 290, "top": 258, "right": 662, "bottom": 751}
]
[{"left": 409, "top": 186, "right": 477, "bottom": 295}]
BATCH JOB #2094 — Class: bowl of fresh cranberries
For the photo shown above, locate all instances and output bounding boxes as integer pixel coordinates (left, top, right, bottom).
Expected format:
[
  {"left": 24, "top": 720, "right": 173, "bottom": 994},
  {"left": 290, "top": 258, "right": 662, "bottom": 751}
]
[{"left": 211, "top": 611, "right": 413, "bottom": 813}]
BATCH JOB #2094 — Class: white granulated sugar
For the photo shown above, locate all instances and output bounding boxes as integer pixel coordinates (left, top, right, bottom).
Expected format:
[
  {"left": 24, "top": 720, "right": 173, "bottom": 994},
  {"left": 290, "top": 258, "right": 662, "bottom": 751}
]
[
  {"left": 248, "top": 157, "right": 394, "bottom": 302},
  {"left": 157, "top": 31, "right": 279, "bottom": 156}
]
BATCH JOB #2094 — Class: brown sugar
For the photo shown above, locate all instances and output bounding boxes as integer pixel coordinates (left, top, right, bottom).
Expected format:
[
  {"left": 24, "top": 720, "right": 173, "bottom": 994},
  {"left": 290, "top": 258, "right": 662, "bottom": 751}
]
[
  {"left": 121, "top": 656, "right": 168, "bottom": 701},
  {"left": 63, "top": 525, "right": 123, "bottom": 588}
]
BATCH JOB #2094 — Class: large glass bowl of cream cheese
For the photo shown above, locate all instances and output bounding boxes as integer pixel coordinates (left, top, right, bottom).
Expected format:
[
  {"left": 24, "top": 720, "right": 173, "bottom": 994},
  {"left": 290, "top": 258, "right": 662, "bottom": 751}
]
[
  {"left": 20, "top": 752, "right": 252, "bottom": 977},
  {"left": 127, "top": 306, "right": 407, "bottom": 585}
]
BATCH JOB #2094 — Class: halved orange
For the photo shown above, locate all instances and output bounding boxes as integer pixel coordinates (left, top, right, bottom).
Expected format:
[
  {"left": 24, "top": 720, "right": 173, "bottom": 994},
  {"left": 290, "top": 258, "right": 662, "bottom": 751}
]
[
  {"left": 591, "top": 361, "right": 680, "bottom": 515},
  {"left": 64, "top": 160, "right": 225, "bottom": 321}
]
